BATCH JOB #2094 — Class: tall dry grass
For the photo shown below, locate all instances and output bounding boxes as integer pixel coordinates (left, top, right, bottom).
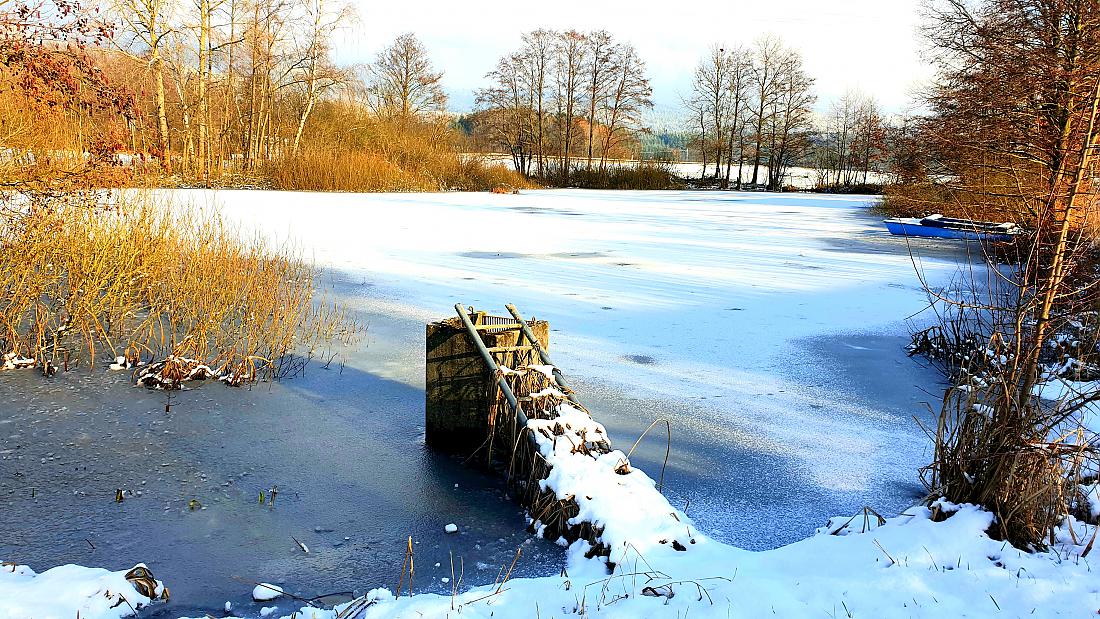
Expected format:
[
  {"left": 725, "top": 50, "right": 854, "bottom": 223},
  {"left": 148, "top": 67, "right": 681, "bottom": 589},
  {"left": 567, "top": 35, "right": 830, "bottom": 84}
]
[
  {"left": 924, "top": 384, "right": 1095, "bottom": 548},
  {"left": 558, "top": 160, "right": 681, "bottom": 190},
  {"left": 0, "top": 190, "right": 354, "bottom": 384},
  {"left": 916, "top": 245, "right": 1100, "bottom": 549},
  {"left": 268, "top": 118, "right": 532, "bottom": 193}
]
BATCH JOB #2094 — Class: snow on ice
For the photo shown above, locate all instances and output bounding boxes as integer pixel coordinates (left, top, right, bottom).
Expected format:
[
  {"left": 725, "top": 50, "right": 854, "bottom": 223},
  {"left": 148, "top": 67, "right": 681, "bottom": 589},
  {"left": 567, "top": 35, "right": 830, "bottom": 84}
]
[{"left": 252, "top": 583, "right": 284, "bottom": 602}]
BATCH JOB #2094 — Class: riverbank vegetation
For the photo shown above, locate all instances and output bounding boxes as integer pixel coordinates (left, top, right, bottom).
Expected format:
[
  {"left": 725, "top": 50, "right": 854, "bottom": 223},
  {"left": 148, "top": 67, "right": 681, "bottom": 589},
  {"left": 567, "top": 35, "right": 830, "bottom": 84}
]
[
  {"left": 0, "top": 1, "right": 356, "bottom": 384},
  {"left": 0, "top": 1, "right": 528, "bottom": 192},
  {"left": 894, "top": 0, "right": 1100, "bottom": 549},
  {"left": 0, "top": 190, "right": 355, "bottom": 384}
]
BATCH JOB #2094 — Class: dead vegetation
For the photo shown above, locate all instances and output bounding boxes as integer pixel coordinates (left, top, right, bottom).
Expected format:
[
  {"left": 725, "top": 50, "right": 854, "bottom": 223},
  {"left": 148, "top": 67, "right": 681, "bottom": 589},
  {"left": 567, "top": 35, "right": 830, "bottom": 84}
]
[
  {"left": 892, "top": 0, "right": 1100, "bottom": 550},
  {"left": 486, "top": 364, "right": 614, "bottom": 561},
  {"left": 0, "top": 189, "right": 354, "bottom": 387},
  {"left": 267, "top": 147, "right": 529, "bottom": 193},
  {"left": 554, "top": 160, "right": 682, "bottom": 190},
  {"left": 914, "top": 244, "right": 1100, "bottom": 549}
]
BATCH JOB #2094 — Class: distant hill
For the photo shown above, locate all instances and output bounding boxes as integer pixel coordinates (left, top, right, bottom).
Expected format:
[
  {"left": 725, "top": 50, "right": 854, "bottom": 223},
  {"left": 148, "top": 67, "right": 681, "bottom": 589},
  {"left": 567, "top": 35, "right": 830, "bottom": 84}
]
[{"left": 643, "top": 103, "right": 689, "bottom": 133}]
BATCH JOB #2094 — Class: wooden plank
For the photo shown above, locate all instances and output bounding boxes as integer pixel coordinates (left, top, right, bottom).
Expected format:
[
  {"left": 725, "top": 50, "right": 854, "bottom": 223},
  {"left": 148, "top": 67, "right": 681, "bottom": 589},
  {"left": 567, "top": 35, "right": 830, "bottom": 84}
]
[
  {"left": 474, "top": 323, "right": 522, "bottom": 331},
  {"left": 487, "top": 345, "right": 536, "bottom": 353}
]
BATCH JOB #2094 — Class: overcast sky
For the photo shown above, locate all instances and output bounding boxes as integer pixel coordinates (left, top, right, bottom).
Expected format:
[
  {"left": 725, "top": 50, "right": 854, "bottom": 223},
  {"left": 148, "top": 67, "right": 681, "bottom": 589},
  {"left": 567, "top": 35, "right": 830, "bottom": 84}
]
[{"left": 333, "top": 1, "right": 932, "bottom": 125}]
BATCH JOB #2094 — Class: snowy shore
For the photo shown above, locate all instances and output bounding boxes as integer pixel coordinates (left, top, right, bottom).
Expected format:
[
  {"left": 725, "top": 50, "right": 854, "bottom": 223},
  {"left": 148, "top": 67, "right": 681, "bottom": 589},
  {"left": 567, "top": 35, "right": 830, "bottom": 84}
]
[
  {"left": 0, "top": 563, "right": 168, "bottom": 619},
  {"left": 260, "top": 501, "right": 1098, "bottom": 618}
]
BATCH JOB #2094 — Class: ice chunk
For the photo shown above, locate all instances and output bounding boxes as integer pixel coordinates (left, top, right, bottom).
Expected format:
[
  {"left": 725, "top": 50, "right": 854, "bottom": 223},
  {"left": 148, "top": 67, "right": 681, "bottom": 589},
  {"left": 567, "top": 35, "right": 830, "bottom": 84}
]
[{"left": 252, "top": 583, "right": 283, "bottom": 601}]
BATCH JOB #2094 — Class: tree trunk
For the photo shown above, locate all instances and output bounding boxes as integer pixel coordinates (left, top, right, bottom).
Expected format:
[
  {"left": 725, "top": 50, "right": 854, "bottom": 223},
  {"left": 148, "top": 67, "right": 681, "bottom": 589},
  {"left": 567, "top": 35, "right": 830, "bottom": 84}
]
[
  {"left": 153, "top": 52, "right": 172, "bottom": 173},
  {"left": 197, "top": 0, "right": 210, "bottom": 180}
]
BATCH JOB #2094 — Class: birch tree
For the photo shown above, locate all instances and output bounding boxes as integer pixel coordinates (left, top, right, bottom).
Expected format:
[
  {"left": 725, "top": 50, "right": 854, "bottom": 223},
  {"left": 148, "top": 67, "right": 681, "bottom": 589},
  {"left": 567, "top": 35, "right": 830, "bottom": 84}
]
[
  {"left": 112, "top": 0, "right": 175, "bottom": 170},
  {"left": 290, "top": 0, "right": 351, "bottom": 152}
]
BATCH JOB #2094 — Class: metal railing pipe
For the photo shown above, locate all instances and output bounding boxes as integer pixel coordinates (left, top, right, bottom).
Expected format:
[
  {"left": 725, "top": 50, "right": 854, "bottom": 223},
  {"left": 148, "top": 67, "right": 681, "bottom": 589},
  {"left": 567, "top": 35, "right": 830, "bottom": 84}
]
[
  {"left": 454, "top": 303, "right": 529, "bottom": 428},
  {"left": 504, "top": 303, "right": 582, "bottom": 408}
]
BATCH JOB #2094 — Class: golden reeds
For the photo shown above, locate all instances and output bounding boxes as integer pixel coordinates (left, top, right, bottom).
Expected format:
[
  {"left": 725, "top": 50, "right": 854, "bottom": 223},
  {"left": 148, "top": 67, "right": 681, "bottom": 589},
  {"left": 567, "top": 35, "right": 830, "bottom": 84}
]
[
  {"left": 267, "top": 118, "right": 533, "bottom": 193},
  {"left": 0, "top": 189, "right": 354, "bottom": 386}
]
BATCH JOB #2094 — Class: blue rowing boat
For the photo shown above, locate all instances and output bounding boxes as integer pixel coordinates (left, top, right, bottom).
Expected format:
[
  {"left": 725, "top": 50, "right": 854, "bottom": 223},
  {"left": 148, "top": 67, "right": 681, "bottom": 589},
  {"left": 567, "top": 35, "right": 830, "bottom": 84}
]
[{"left": 883, "top": 214, "right": 1020, "bottom": 242}]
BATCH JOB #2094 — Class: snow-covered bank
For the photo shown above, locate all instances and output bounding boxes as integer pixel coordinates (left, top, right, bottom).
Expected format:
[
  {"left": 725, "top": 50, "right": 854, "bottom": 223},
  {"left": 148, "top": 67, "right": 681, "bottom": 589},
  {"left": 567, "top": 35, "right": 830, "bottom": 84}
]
[
  {"left": 0, "top": 563, "right": 168, "bottom": 619},
  {"left": 254, "top": 361, "right": 1099, "bottom": 619},
  {"left": 258, "top": 502, "right": 1097, "bottom": 619}
]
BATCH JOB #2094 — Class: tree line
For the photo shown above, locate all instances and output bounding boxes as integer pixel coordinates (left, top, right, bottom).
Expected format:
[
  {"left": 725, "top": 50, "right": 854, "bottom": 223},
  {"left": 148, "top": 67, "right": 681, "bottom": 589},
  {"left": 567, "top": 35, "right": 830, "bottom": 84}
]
[
  {"left": 3, "top": 0, "right": 897, "bottom": 191},
  {"left": 471, "top": 29, "right": 653, "bottom": 185},
  {"left": 683, "top": 36, "right": 893, "bottom": 191}
]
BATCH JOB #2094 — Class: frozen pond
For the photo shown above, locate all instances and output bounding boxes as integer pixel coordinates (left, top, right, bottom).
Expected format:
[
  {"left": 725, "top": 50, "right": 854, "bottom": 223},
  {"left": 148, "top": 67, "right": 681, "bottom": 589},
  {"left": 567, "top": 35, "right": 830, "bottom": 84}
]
[
  {"left": 0, "top": 351, "right": 567, "bottom": 617},
  {"left": 1, "top": 189, "right": 969, "bottom": 616}
]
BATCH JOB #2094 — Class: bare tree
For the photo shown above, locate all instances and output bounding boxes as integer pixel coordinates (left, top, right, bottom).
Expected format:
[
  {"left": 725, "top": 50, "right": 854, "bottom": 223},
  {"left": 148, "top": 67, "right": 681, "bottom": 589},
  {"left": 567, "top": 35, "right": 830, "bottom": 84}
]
[
  {"left": 818, "top": 90, "right": 883, "bottom": 188},
  {"left": 764, "top": 50, "right": 815, "bottom": 189},
  {"left": 242, "top": 0, "right": 292, "bottom": 165},
  {"left": 368, "top": 32, "right": 446, "bottom": 119},
  {"left": 289, "top": 0, "right": 351, "bottom": 152},
  {"left": 599, "top": 42, "right": 652, "bottom": 169},
  {"left": 553, "top": 29, "right": 587, "bottom": 184},
  {"left": 476, "top": 52, "right": 534, "bottom": 174},
  {"left": 747, "top": 35, "right": 784, "bottom": 186},
  {"left": 691, "top": 45, "right": 733, "bottom": 179},
  {"left": 722, "top": 46, "right": 750, "bottom": 188},
  {"left": 476, "top": 29, "right": 650, "bottom": 183},
  {"left": 583, "top": 30, "right": 614, "bottom": 169},
  {"left": 521, "top": 29, "right": 553, "bottom": 177},
  {"left": 683, "top": 94, "right": 709, "bottom": 178},
  {"left": 111, "top": 0, "right": 175, "bottom": 169}
]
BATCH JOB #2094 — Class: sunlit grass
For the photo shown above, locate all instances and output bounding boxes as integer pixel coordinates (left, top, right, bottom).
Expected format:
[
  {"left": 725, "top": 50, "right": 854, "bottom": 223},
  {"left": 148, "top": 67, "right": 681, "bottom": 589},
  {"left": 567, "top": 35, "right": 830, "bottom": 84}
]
[{"left": 0, "top": 190, "right": 355, "bottom": 384}]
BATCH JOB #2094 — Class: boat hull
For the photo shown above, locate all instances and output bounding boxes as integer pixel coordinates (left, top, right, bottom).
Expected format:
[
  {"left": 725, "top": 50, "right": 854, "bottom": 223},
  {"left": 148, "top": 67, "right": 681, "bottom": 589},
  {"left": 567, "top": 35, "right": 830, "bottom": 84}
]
[{"left": 883, "top": 219, "right": 1016, "bottom": 242}]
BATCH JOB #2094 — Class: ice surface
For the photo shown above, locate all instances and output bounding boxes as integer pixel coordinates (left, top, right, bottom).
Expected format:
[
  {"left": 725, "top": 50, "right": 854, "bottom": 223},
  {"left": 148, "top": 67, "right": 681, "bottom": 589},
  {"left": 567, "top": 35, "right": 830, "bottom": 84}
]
[
  {"left": 5, "top": 188, "right": 994, "bottom": 617},
  {"left": 181, "top": 188, "right": 970, "bottom": 545}
]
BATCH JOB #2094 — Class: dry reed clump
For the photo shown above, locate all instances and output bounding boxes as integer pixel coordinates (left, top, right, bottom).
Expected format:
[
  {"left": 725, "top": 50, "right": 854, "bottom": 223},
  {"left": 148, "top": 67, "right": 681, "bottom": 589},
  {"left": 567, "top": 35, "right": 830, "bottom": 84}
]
[
  {"left": 559, "top": 160, "right": 683, "bottom": 190},
  {"left": 266, "top": 118, "right": 533, "bottom": 193},
  {"left": 0, "top": 190, "right": 354, "bottom": 387},
  {"left": 879, "top": 180, "right": 1029, "bottom": 223},
  {"left": 915, "top": 272, "right": 1100, "bottom": 549},
  {"left": 908, "top": 317, "right": 1008, "bottom": 385},
  {"left": 267, "top": 148, "right": 530, "bottom": 193},
  {"left": 922, "top": 383, "right": 1098, "bottom": 549},
  {"left": 486, "top": 364, "right": 612, "bottom": 558}
]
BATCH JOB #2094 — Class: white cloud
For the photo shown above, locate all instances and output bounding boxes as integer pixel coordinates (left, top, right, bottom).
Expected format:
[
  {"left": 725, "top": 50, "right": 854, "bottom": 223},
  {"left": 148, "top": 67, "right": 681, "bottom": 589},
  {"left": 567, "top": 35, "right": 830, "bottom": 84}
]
[{"left": 334, "top": 0, "right": 932, "bottom": 120}]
